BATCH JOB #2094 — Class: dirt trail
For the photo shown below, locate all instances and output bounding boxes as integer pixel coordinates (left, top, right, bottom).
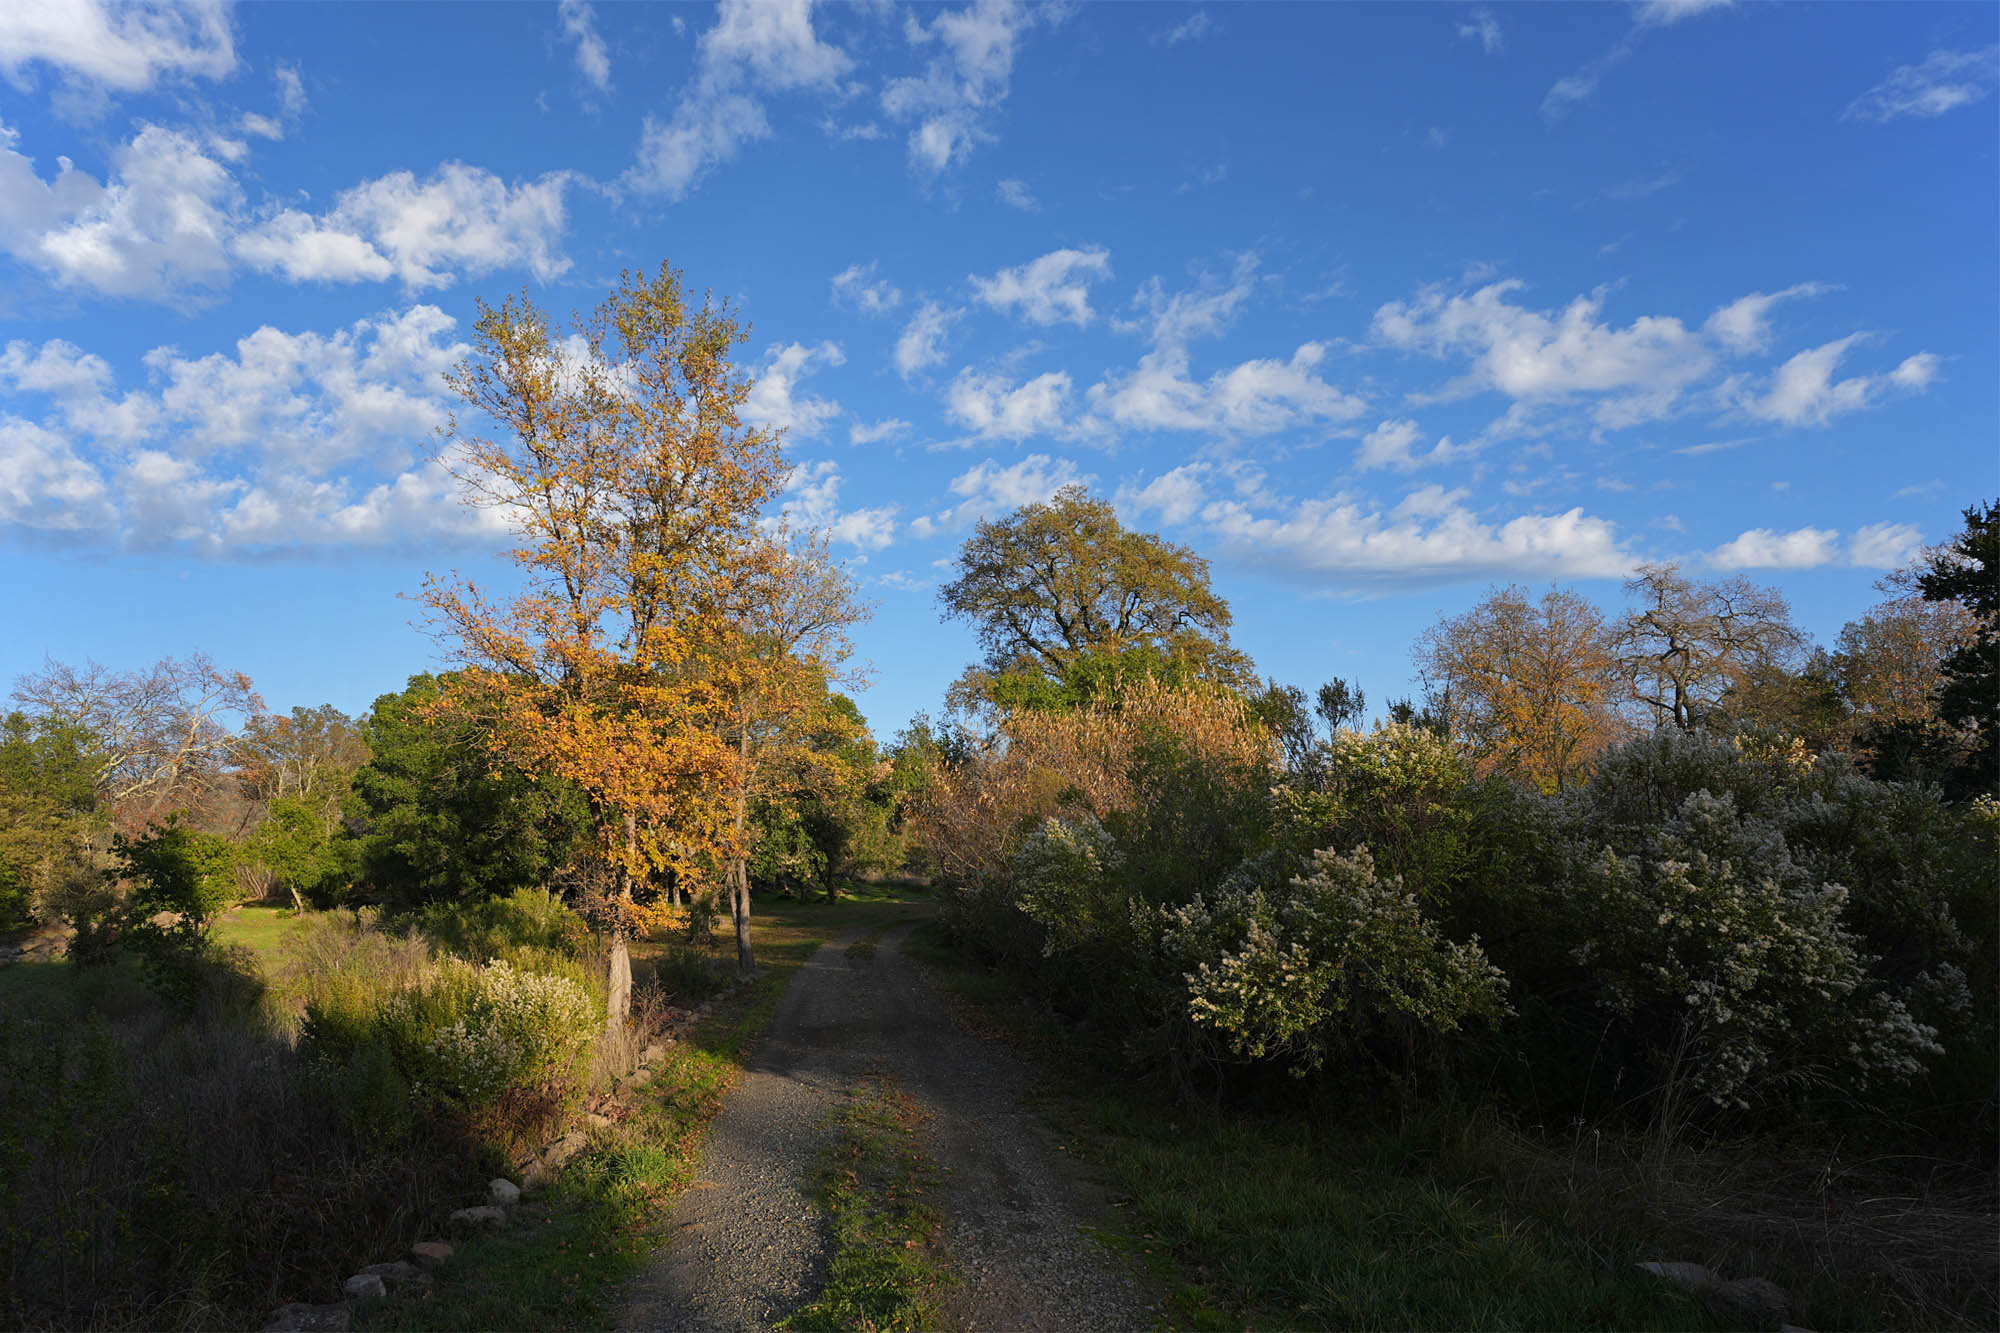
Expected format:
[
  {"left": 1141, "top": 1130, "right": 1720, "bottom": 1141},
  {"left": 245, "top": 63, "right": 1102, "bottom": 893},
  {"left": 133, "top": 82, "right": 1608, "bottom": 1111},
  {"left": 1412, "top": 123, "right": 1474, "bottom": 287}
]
[{"left": 617, "top": 918, "right": 1151, "bottom": 1332}]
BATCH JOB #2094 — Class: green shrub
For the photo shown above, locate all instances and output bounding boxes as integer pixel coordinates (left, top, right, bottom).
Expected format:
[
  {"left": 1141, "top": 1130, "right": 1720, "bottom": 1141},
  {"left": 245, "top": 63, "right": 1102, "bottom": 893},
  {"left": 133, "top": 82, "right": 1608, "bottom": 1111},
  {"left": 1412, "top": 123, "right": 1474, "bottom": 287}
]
[{"left": 413, "top": 886, "right": 591, "bottom": 962}]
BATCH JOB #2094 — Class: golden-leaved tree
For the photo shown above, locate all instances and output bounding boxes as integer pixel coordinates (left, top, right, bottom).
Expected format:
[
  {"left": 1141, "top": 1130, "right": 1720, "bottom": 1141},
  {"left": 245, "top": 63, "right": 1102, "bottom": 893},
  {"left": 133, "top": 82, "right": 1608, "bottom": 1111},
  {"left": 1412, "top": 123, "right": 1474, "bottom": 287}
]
[{"left": 422, "top": 263, "right": 797, "bottom": 1022}]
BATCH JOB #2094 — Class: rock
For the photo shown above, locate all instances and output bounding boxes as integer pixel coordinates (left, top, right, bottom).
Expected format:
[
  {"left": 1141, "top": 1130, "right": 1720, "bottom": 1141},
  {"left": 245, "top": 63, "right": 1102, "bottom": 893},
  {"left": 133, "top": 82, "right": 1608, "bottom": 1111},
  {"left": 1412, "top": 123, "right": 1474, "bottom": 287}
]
[
  {"left": 1710, "top": 1277, "right": 1794, "bottom": 1331},
  {"left": 408, "top": 1241, "right": 453, "bottom": 1270},
  {"left": 542, "top": 1131, "right": 586, "bottom": 1170},
  {"left": 586, "top": 1111, "right": 614, "bottom": 1129},
  {"left": 358, "top": 1260, "right": 422, "bottom": 1291},
  {"left": 448, "top": 1204, "right": 509, "bottom": 1232},
  {"left": 262, "top": 1303, "right": 352, "bottom": 1332},
  {"left": 488, "top": 1177, "right": 522, "bottom": 1206},
  {"left": 640, "top": 1043, "right": 667, "bottom": 1065},
  {"left": 1636, "top": 1260, "right": 1720, "bottom": 1295},
  {"left": 342, "top": 1274, "right": 387, "bottom": 1302},
  {"left": 627, "top": 1067, "right": 653, "bottom": 1088}
]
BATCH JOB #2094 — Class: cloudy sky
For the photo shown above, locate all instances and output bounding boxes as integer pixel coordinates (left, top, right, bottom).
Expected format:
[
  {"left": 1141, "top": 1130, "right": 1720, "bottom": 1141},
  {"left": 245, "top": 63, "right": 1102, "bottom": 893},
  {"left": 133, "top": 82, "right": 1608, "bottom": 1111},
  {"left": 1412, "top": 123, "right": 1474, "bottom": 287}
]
[{"left": 1, "top": 0, "right": 1994, "bottom": 733}]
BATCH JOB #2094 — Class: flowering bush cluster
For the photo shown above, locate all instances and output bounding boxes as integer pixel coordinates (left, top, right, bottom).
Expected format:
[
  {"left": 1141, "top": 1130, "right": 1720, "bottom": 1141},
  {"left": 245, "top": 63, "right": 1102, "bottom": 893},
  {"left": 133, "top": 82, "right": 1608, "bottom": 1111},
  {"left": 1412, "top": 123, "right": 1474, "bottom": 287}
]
[
  {"left": 388, "top": 959, "right": 598, "bottom": 1107},
  {"left": 1158, "top": 845, "right": 1506, "bottom": 1073}
]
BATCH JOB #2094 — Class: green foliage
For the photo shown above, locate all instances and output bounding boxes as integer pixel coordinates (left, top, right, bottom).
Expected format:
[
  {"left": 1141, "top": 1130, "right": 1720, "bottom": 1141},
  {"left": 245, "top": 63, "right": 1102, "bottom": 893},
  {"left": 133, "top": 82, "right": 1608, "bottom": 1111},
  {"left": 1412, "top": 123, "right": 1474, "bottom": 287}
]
[
  {"left": 1158, "top": 846, "right": 1507, "bottom": 1075},
  {"left": 0, "top": 710, "right": 104, "bottom": 928},
  {"left": 347, "top": 674, "right": 592, "bottom": 906},
  {"left": 250, "top": 793, "right": 357, "bottom": 904},
  {"left": 108, "top": 815, "right": 248, "bottom": 1012},
  {"left": 1916, "top": 500, "right": 1999, "bottom": 798},
  {"left": 413, "top": 887, "right": 592, "bottom": 963}
]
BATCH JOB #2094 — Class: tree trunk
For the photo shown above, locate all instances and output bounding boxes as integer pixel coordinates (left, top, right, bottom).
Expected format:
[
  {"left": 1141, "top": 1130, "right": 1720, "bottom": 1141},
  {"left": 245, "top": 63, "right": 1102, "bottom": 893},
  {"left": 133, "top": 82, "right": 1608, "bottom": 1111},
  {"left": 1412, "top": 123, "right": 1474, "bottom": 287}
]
[
  {"left": 606, "top": 809, "right": 638, "bottom": 1034},
  {"left": 729, "top": 731, "right": 756, "bottom": 972}
]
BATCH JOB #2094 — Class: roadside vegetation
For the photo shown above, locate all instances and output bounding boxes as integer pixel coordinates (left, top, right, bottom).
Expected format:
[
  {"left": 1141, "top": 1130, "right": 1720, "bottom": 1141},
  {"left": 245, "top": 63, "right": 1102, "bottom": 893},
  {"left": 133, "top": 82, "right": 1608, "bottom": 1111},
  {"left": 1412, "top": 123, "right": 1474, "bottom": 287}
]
[{"left": 2, "top": 246, "right": 1991, "bottom": 1331}]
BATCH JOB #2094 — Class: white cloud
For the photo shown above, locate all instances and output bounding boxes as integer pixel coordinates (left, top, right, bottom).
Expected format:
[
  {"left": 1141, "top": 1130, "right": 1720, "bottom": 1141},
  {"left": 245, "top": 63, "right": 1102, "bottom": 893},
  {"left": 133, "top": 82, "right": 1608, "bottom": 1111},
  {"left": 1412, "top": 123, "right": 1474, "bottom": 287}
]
[
  {"left": 1707, "top": 525, "right": 1840, "bottom": 570},
  {"left": 1355, "top": 417, "right": 1471, "bottom": 472},
  {"left": 1201, "top": 491, "right": 1635, "bottom": 586},
  {"left": 830, "top": 261, "right": 902, "bottom": 315},
  {"left": 894, "top": 300, "right": 959, "bottom": 379},
  {"left": 881, "top": 0, "right": 1055, "bottom": 176},
  {"left": 909, "top": 452, "right": 1089, "bottom": 537},
  {"left": 558, "top": 0, "right": 612, "bottom": 93},
  {"left": 971, "top": 246, "right": 1111, "bottom": 327},
  {"left": 1543, "top": 0, "right": 1732, "bottom": 121},
  {"left": 1848, "top": 521, "right": 1924, "bottom": 569},
  {"left": 238, "top": 163, "right": 573, "bottom": 290},
  {"left": 1457, "top": 9, "right": 1502, "bottom": 55},
  {"left": 627, "top": 0, "right": 851, "bottom": 200},
  {"left": 848, "top": 417, "right": 909, "bottom": 445},
  {"left": 1735, "top": 334, "right": 1937, "bottom": 428},
  {"left": 775, "top": 459, "right": 898, "bottom": 549},
  {"left": 742, "top": 339, "right": 845, "bottom": 440},
  {"left": 1845, "top": 46, "right": 1998, "bottom": 123},
  {"left": 275, "top": 63, "right": 306, "bottom": 116},
  {"left": 1154, "top": 10, "right": 1212, "bottom": 46},
  {"left": 1373, "top": 279, "right": 1714, "bottom": 425},
  {"left": 1702, "top": 282, "right": 1831, "bottom": 354},
  {"left": 0, "top": 0, "right": 235, "bottom": 92},
  {"left": 1115, "top": 463, "right": 1208, "bottom": 524},
  {"left": 0, "top": 121, "right": 239, "bottom": 300},
  {"left": 945, "top": 368, "right": 1072, "bottom": 441},
  {"left": 995, "top": 177, "right": 1038, "bottom": 210},
  {"left": 0, "top": 306, "right": 524, "bottom": 554}
]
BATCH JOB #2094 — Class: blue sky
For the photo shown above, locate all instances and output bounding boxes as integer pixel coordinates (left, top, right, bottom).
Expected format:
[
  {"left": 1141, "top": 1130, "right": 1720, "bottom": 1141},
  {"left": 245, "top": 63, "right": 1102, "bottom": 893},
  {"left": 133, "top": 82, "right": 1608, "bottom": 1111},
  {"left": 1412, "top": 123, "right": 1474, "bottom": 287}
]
[{"left": 1, "top": 0, "right": 1994, "bottom": 738}]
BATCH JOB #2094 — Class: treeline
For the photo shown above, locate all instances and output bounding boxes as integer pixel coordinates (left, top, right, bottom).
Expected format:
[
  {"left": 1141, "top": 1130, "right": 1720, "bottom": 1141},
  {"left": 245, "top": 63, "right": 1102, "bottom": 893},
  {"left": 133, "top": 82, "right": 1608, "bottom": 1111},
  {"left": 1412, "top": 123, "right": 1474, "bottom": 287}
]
[{"left": 908, "top": 488, "right": 1997, "bottom": 1143}]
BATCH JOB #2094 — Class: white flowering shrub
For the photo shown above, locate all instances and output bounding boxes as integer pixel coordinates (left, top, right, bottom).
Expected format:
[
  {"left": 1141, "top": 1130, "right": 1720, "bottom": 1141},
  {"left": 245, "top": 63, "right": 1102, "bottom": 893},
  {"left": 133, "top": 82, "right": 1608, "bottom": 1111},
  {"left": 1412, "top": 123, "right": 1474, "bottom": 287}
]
[
  {"left": 1156, "top": 845, "right": 1507, "bottom": 1073},
  {"left": 1013, "top": 814, "right": 1124, "bottom": 957},
  {"left": 1560, "top": 786, "right": 1941, "bottom": 1109},
  {"left": 382, "top": 959, "right": 598, "bottom": 1108}
]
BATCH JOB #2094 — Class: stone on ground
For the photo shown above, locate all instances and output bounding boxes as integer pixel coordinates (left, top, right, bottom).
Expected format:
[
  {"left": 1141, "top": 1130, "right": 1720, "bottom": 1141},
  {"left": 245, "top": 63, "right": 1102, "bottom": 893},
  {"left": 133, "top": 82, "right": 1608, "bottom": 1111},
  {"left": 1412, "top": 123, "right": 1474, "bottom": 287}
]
[
  {"left": 409, "top": 1241, "right": 453, "bottom": 1270},
  {"left": 488, "top": 1177, "right": 522, "bottom": 1206},
  {"left": 341, "top": 1274, "right": 387, "bottom": 1302},
  {"left": 448, "top": 1204, "right": 509, "bottom": 1231},
  {"left": 261, "top": 1302, "right": 352, "bottom": 1332}
]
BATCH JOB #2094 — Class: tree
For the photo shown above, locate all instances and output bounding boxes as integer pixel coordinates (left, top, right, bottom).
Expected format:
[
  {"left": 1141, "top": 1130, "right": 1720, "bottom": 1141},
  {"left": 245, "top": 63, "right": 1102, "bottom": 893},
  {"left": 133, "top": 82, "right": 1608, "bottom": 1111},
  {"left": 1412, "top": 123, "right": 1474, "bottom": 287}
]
[
  {"left": 705, "top": 529, "right": 868, "bottom": 965},
  {"left": 1416, "top": 584, "right": 1623, "bottom": 792},
  {"left": 347, "top": 675, "right": 590, "bottom": 907},
  {"left": 11, "top": 652, "right": 262, "bottom": 830},
  {"left": 422, "top": 263, "right": 787, "bottom": 1023},
  {"left": 1315, "top": 678, "right": 1366, "bottom": 734},
  {"left": 1615, "top": 563, "right": 1803, "bottom": 733},
  {"left": 939, "top": 485, "right": 1252, "bottom": 709},
  {"left": 0, "top": 712, "right": 103, "bottom": 927},
  {"left": 1914, "top": 500, "right": 1999, "bottom": 796}
]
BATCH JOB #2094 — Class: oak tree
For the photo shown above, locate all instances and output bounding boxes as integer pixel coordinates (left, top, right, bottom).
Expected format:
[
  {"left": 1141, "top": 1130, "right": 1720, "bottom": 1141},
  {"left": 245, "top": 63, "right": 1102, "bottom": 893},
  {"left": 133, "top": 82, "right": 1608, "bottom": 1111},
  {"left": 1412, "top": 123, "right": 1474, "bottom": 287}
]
[{"left": 1615, "top": 563, "right": 1803, "bottom": 733}]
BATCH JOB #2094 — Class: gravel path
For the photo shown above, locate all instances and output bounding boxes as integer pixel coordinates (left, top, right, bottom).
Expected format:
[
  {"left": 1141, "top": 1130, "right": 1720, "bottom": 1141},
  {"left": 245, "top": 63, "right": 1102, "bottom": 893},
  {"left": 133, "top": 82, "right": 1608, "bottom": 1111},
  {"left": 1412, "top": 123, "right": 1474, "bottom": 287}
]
[{"left": 617, "top": 918, "right": 1152, "bottom": 1332}]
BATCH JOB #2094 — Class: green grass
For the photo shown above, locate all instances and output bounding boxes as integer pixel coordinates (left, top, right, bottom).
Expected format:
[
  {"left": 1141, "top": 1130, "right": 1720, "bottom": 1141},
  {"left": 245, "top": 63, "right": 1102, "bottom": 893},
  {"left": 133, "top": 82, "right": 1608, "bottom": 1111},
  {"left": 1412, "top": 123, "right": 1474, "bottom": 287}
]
[
  {"left": 358, "top": 883, "right": 935, "bottom": 1331},
  {"left": 900, "top": 922, "right": 1724, "bottom": 1333},
  {"left": 212, "top": 903, "right": 307, "bottom": 958},
  {"left": 780, "top": 1075, "right": 953, "bottom": 1332}
]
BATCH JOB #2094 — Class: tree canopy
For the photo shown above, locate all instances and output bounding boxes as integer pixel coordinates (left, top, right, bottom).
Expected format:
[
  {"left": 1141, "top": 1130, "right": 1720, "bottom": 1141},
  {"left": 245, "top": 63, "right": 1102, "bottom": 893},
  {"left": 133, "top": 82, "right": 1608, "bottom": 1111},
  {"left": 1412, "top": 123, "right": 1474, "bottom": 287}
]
[{"left": 939, "top": 485, "right": 1251, "bottom": 706}]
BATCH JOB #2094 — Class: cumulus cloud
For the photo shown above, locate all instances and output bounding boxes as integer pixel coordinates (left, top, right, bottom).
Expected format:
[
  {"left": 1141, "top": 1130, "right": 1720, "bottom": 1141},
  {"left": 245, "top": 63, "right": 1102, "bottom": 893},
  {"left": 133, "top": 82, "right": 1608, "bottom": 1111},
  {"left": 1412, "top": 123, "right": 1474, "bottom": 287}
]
[
  {"left": 237, "top": 162, "right": 574, "bottom": 289},
  {"left": 1354, "top": 417, "right": 1472, "bottom": 472},
  {"left": 1845, "top": 46, "right": 1998, "bottom": 123},
  {"left": 627, "top": 0, "right": 851, "bottom": 200},
  {"left": 775, "top": 459, "right": 898, "bottom": 549},
  {"left": 1707, "top": 525, "right": 1841, "bottom": 570},
  {"left": 970, "top": 246, "right": 1111, "bottom": 327},
  {"left": 945, "top": 368, "right": 1072, "bottom": 441},
  {"left": 741, "top": 339, "right": 845, "bottom": 440},
  {"left": 881, "top": 0, "right": 1056, "bottom": 176},
  {"left": 1114, "top": 463, "right": 1208, "bottom": 524},
  {"left": 0, "top": 121, "right": 239, "bottom": 300},
  {"left": 1154, "top": 10, "right": 1212, "bottom": 46},
  {"left": 0, "top": 0, "right": 235, "bottom": 92},
  {"left": 1848, "top": 521, "right": 1925, "bottom": 569},
  {"left": 1374, "top": 278, "right": 1714, "bottom": 427},
  {"left": 894, "top": 300, "right": 959, "bottom": 379},
  {"left": 1702, "top": 282, "right": 1831, "bottom": 354},
  {"left": 1734, "top": 335, "right": 1938, "bottom": 427},
  {"left": 0, "top": 306, "right": 520, "bottom": 554},
  {"left": 908, "top": 452, "right": 1089, "bottom": 537},
  {"left": 558, "top": 0, "right": 612, "bottom": 93},
  {"left": 830, "top": 261, "right": 901, "bottom": 315},
  {"left": 1198, "top": 490, "right": 1635, "bottom": 586},
  {"left": 848, "top": 417, "right": 909, "bottom": 445}
]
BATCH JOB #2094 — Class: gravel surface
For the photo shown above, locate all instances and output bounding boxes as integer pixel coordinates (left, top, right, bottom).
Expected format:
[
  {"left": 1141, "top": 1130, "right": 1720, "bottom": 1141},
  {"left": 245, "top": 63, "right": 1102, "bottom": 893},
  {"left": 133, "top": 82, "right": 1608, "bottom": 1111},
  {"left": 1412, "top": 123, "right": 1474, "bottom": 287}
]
[{"left": 617, "top": 918, "right": 1153, "bottom": 1332}]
